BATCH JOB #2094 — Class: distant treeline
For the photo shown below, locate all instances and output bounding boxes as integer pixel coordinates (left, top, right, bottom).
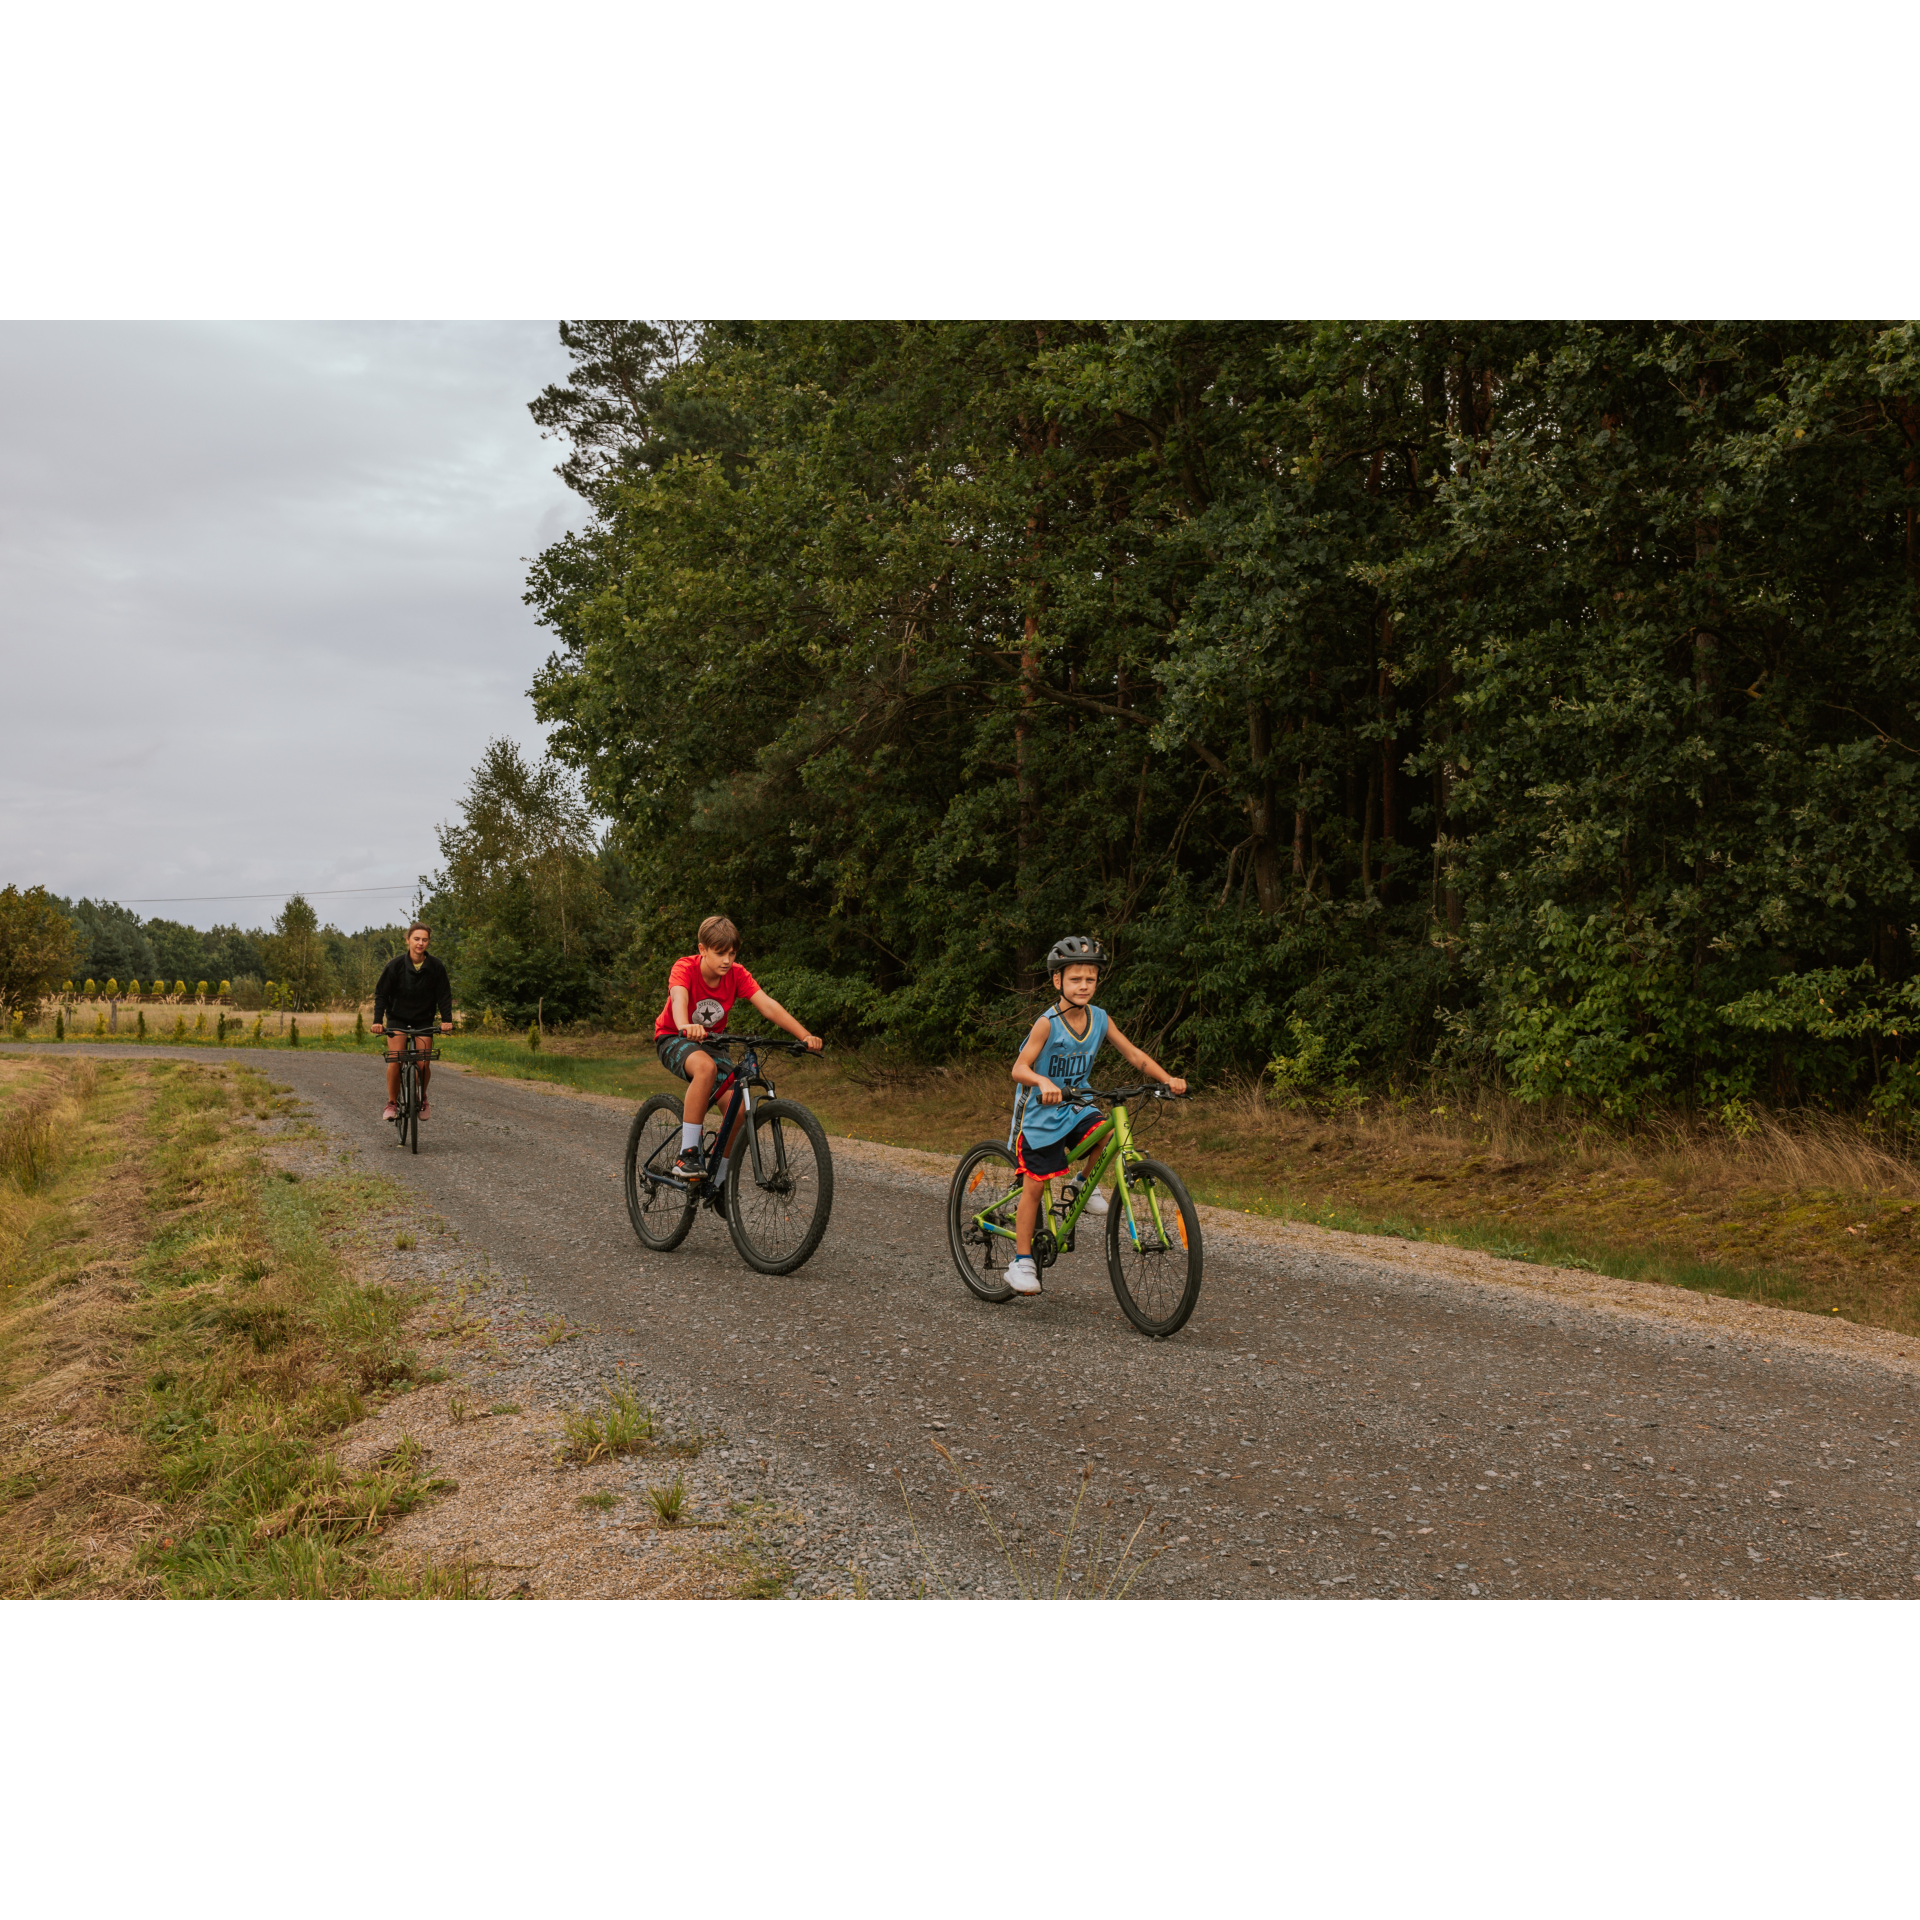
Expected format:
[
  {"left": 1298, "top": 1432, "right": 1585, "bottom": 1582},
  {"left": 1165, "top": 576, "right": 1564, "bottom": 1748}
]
[{"left": 50, "top": 895, "right": 411, "bottom": 1010}]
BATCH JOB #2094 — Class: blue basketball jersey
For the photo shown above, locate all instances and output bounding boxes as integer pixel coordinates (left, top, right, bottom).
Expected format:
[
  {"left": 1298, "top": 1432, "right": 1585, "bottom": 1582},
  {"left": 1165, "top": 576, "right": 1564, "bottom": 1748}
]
[{"left": 1021, "top": 1004, "right": 1109, "bottom": 1147}]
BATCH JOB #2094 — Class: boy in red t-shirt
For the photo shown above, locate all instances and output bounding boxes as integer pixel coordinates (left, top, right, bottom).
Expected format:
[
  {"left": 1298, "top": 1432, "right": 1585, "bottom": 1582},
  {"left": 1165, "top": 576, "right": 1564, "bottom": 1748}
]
[{"left": 654, "top": 914, "right": 822, "bottom": 1183}]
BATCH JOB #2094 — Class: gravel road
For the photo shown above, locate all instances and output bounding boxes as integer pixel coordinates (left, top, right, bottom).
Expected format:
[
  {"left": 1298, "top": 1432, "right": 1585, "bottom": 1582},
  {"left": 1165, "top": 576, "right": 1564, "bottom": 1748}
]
[{"left": 24, "top": 1043, "right": 1920, "bottom": 1599}]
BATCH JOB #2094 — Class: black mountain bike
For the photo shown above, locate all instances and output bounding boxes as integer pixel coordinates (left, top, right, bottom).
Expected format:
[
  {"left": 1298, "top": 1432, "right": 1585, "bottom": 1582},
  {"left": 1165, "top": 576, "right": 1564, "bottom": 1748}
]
[
  {"left": 383, "top": 1027, "right": 436, "bottom": 1155},
  {"left": 623, "top": 1034, "right": 834, "bottom": 1275}
]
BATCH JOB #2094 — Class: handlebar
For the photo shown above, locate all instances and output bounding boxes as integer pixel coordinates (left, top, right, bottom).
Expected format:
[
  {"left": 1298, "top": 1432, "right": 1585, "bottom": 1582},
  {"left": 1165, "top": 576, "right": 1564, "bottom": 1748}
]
[
  {"left": 1083, "top": 1083, "right": 1187, "bottom": 1103},
  {"left": 688, "top": 1031, "right": 820, "bottom": 1055}
]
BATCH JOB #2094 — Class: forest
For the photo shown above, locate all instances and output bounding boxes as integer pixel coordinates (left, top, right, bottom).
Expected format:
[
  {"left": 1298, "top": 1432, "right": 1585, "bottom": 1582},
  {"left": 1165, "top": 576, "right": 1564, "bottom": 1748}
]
[{"left": 444, "top": 319, "right": 1919, "bottom": 1120}]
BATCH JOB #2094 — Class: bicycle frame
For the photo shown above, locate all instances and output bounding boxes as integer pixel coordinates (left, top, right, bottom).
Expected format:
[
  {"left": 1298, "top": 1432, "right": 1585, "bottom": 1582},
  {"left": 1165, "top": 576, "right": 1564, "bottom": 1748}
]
[
  {"left": 987, "top": 1087, "right": 1176, "bottom": 1254},
  {"left": 643, "top": 1037, "right": 796, "bottom": 1197}
]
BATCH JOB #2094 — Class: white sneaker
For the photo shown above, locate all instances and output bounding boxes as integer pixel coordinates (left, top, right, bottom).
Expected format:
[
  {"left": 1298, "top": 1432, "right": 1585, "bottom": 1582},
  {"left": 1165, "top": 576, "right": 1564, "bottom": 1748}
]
[
  {"left": 1062, "top": 1180, "right": 1108, "bottom": 1215},
  {"left": 1004, "top": 1256, "right": 1041, "bottom": 1296}
]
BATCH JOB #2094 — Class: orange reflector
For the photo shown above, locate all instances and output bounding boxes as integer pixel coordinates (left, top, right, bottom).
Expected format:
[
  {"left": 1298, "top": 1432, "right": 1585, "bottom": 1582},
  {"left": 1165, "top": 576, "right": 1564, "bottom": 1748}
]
[{"left": 1176, "top": 1214, "right": 1189, "bottom": 1249}]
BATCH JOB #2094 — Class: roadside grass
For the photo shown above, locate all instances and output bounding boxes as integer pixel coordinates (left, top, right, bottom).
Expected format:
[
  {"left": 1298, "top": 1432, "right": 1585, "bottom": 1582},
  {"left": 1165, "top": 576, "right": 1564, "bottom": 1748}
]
[
  {"left": 902, "top": 1443, "right": 1166, "bottom": 1600},
  {"left": 0, "top": 1055, "right": 481, "bottom": 1597}
]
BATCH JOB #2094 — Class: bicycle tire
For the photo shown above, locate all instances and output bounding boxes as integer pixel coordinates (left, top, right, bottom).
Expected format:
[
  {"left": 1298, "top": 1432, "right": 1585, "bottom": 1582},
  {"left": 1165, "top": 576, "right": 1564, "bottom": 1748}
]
[
  {"left": 947, "top": 1141, "right": 1021, "bottom": 1304},
  {"left": 625, "top": 1095, "right": 698, "bottom": 1251},
  {"left": 1106, "top": 1157, "right": 1202, "bottom": 1336},
  {"left": 408, "top": 1087, "right": 419, "bottom": 1153},
  {"left": 725, "top": 1097, "right": 833, "bottom": 1275}
]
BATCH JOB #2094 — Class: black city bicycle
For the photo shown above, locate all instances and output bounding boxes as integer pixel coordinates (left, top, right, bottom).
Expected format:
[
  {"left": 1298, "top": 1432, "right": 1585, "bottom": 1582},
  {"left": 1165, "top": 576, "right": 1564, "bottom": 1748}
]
[
  {"left": 948, "top": 1081, "right": 1202, "bottom": 1336},
  {"left": 381, "top": 1026, "right": 437, "bottom": 1155},
  {"left": 624, "top": 1033, "right": 834, "bottom": 1274}
]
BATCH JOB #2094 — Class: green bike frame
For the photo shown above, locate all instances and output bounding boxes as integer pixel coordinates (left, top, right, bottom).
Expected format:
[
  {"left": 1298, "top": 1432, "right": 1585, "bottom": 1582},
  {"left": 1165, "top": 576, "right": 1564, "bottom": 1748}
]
[{"left": 973, "top": 1090, "right": 1178, "bottom": 1258}]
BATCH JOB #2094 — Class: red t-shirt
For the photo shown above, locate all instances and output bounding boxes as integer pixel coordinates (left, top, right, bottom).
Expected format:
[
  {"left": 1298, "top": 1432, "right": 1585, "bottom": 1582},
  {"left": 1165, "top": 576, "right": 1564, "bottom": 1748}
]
[{"left": 655, "top": 954, "right": 761, "bottom": 1039}]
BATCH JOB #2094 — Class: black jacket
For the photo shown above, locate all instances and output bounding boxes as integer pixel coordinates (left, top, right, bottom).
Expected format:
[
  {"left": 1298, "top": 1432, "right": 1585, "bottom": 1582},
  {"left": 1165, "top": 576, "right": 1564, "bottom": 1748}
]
[{"left": 374, "top": 954, "right": 452, "bottom": 1028}]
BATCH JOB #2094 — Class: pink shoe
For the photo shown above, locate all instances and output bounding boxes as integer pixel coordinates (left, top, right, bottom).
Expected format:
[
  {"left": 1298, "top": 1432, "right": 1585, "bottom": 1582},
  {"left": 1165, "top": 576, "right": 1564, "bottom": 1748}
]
[
  {"left": 382, "top": 1103, "right": 398, "bottom": 1121},
  {"left": 418, "top": 1101, "right": 430, "bottom": 1120}
]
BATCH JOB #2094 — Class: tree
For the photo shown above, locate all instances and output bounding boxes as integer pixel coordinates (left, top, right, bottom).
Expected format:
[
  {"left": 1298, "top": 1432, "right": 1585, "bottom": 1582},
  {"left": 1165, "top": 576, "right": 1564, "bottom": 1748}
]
[
  {"left": 263, "top": 895, "right": 334, "bottom": 1010},
  {"left": 56, "top": 896, "right": 155, "bottom": 982},
  {"left": 426, "top": 739, "right": 610, "bottom": 1024},
  {"left": 0, "top": 886, "right": 82, "bottom": 1020},
  {"left": 145, "top": 917, "right": 209, "bottom": 985},
  {"left": 528, "top": 321, "right": 719, "bottom": 506},
  {"left": 205, "top": 924, "right": 267, "bottom": 984}
]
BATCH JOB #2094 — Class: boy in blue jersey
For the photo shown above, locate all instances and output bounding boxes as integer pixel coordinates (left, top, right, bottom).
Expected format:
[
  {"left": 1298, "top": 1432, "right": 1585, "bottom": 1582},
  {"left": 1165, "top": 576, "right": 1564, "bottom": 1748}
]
[{"left": 1004, "top": 935, "right": 1186, "bottom": 1296}]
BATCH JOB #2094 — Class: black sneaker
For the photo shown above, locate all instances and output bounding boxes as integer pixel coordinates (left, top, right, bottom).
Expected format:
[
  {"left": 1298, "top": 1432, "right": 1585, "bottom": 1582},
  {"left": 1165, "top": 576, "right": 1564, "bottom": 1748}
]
[{"left": 673, "top": 1143, "right": 707, "bottom": 1184}]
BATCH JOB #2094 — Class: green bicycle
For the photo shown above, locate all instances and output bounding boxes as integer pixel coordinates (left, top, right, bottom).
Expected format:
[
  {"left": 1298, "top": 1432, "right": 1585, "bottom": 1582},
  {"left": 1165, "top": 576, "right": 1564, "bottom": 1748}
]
[{"left": 947, "top": 1082, "right": 1202, "bottom": 1337}]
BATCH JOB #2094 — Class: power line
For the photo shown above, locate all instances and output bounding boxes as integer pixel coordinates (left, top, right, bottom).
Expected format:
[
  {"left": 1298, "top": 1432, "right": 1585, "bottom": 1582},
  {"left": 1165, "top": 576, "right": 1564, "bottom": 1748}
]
[{"left": 93, "top": 885, "right": 423, "bottom": 905}]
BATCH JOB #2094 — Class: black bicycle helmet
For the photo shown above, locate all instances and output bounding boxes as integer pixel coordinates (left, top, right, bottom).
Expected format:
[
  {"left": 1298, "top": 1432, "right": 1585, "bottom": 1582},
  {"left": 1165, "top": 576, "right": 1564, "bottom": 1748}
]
[{"left": 1045, "top": 934, "right": 1107, "bottom": 978}]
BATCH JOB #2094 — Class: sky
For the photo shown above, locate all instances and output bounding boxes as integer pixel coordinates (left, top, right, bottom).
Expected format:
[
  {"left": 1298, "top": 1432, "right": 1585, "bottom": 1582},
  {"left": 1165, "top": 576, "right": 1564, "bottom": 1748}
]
[{"left": 0, "top": 322, "right": 591, "bottom": 932}]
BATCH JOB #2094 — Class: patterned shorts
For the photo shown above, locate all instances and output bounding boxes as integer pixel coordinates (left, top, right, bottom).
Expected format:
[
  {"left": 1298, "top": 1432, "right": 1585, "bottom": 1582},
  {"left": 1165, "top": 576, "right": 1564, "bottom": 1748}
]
[{"left": 656, "top": 1033, "right": 739, "bottom": 1092}]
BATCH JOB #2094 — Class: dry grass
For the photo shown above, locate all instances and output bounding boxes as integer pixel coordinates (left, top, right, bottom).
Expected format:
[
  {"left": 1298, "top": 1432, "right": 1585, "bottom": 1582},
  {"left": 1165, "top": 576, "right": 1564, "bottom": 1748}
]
[
  {"left": 777, "top": 1055, "right": 1920, "bottom": 1338},
  {"left": 0, "top": 1056, "right": 478, "bottom": 1597}
]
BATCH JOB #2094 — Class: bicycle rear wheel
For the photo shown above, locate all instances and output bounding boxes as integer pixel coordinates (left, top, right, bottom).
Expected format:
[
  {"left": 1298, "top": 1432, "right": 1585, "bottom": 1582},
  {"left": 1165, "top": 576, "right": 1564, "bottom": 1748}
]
[
  {"left": 947, "top": 1142, "right": 1020, "bottom": 1304},
  {"left": 726, "top": 1098, "right": 833, "bottom": 1274},
  {"left": 1106, "top": 1157, "right": 1201, "bottom": 1336},
  {"left": 625, "top": 1095, "right": 697, "bottom": 1251}
]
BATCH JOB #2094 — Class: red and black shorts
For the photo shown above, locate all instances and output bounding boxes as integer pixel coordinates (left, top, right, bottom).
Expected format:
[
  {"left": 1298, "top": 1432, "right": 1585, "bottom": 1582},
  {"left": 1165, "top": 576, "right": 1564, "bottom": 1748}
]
[{"left": 1016, "top": 1111, "right": 1106, "bottom": 1180}]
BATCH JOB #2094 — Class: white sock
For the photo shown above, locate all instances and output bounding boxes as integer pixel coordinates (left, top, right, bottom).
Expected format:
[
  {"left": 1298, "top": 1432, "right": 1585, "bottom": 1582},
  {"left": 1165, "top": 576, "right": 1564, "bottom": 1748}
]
[
  {"left": 712, "top": 1157, "right": 729, "bottom": 1183},
  {"left": 680, "top": 1122, "right": 703, "bottom": 1149}
]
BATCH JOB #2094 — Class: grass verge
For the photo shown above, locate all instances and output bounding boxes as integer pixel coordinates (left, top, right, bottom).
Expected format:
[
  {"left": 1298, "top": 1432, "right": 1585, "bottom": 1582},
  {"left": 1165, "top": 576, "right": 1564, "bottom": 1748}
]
[{"left": 0, "top": 1054, "right": 478, "bottom": 1596}]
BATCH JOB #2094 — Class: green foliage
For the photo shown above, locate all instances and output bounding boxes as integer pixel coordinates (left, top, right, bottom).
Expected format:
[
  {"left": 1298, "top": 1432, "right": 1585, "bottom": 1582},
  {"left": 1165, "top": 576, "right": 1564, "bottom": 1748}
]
[
  {"left": 264, "top": 896, "right": 334, "bottom": 1012},
  {"left": 421, "top": 737, "right": 623, "bottom": 1025},
  {"left": 56, "top": 896, "right": 156, "bottom": 982},
  {"left": 0, "top": 884, "right": 83, "bottom": 1020},
  {"left": 508, "top": 320, "right": 1920, "bottom": 1112}
]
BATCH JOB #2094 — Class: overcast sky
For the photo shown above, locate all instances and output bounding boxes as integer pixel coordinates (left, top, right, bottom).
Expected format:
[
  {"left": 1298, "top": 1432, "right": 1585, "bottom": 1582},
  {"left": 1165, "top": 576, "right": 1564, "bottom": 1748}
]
[{"left": 0, "top": 322, "right": 591, "bottom": 932}]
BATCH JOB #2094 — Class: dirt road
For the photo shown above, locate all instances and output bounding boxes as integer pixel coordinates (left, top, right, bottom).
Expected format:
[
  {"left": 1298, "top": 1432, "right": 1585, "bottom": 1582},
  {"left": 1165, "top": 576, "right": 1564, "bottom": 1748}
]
[{"left": 24, "top": 1044, "right": 1920, "bottom": 1598}]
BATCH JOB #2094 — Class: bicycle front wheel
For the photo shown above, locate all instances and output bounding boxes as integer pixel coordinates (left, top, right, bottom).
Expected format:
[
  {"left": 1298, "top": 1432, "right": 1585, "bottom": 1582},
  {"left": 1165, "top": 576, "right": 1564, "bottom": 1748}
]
[
  {"left": 947, "top": 1141, "right": 1020, "bottom": 1304},
  {"left": 1106, "top": 1157, "right": 1201, "bottom": 1336},
  {"left": 726, "top": 1098, "right": 833, "bottom": 1274},
  {"left": 625, "top": 1095, "right": 697, "bottom": 1251}
]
